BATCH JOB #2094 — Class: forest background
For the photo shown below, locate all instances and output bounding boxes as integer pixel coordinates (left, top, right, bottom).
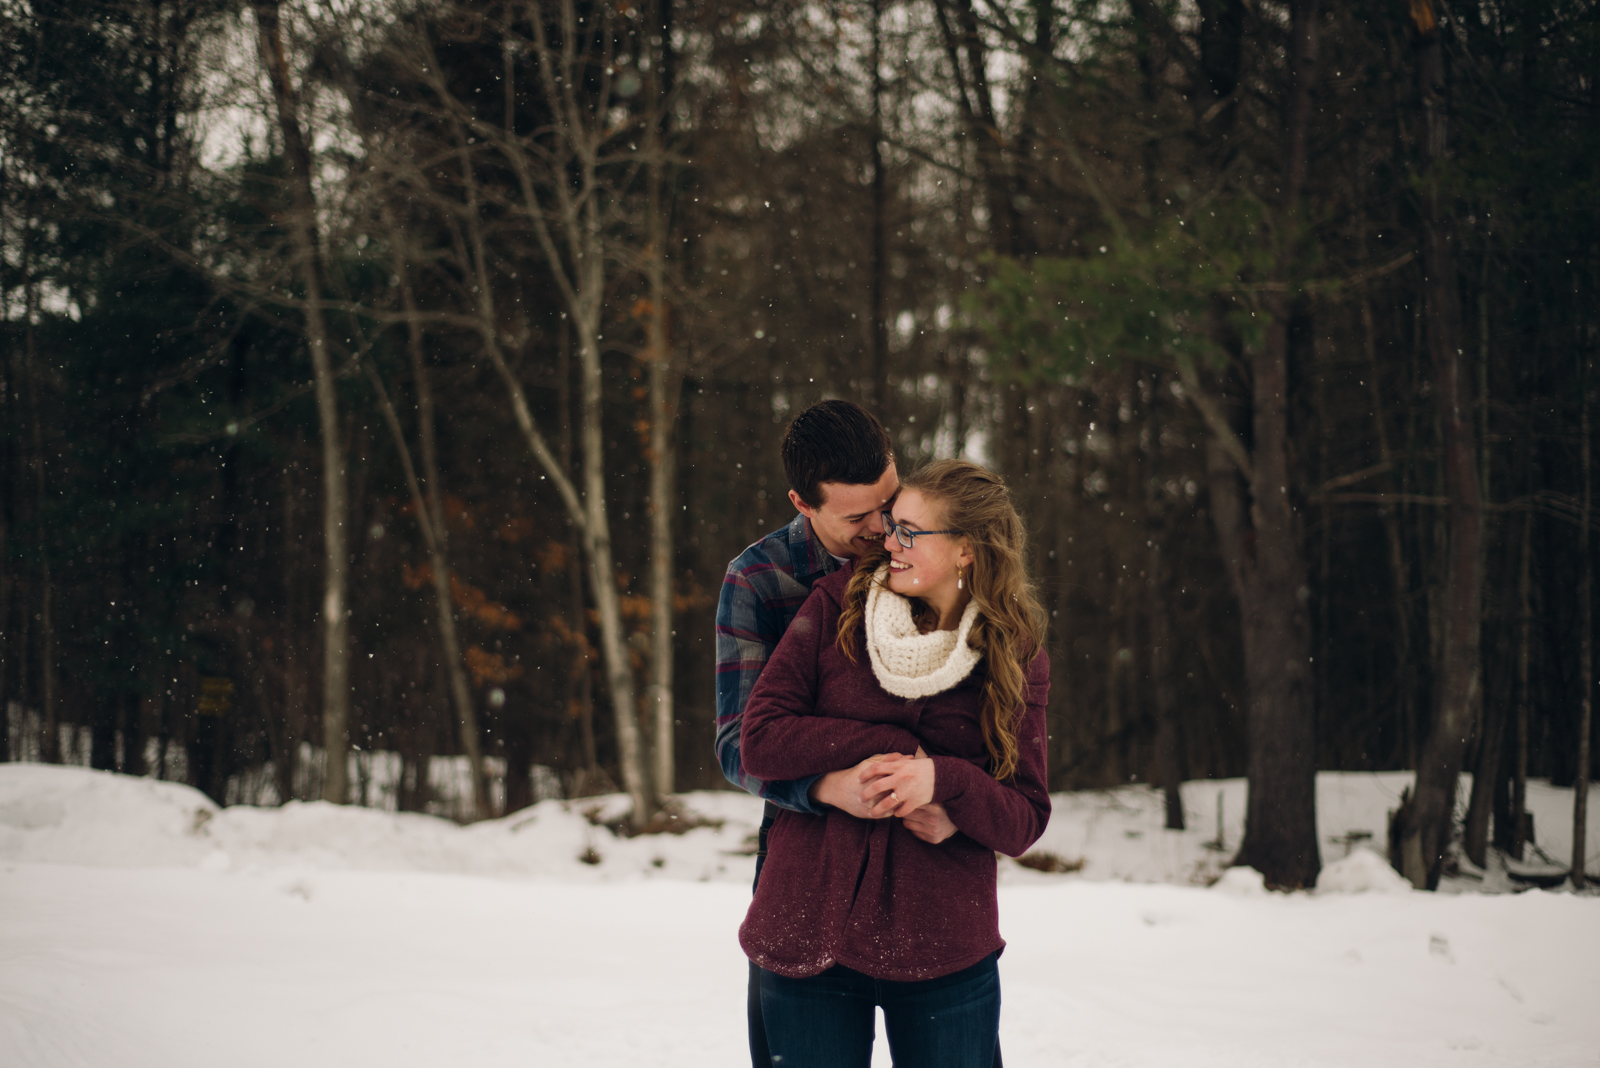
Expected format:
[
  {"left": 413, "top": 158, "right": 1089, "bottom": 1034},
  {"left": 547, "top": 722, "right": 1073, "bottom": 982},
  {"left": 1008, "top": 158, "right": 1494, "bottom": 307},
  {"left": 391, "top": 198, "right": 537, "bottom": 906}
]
[{"left": 0, "top": 0, "right": 1595, "bottom": 890}]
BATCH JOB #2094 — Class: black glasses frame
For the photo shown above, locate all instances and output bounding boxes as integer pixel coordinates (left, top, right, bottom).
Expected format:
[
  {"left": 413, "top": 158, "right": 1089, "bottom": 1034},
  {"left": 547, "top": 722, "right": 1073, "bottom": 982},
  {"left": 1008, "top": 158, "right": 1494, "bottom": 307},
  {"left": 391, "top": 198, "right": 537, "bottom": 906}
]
[{"left": 880, "top": 511, "right": 963, "bottom": 549}]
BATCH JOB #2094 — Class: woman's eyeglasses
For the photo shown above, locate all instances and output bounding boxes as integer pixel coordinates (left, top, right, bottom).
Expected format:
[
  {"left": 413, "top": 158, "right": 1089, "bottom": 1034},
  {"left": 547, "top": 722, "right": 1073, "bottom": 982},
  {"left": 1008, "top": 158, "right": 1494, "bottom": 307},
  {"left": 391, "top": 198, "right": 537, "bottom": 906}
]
[{"left": 880, "top": 511, "right": 963, "bottom": 549}]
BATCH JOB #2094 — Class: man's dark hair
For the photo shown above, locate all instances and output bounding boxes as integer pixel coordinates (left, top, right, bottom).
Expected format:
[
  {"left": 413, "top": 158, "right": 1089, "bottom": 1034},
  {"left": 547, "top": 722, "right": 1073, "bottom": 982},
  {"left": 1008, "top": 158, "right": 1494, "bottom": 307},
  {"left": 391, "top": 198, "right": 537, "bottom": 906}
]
[{"left": 781, "top": 400, "right": 894, "bottom": 509}]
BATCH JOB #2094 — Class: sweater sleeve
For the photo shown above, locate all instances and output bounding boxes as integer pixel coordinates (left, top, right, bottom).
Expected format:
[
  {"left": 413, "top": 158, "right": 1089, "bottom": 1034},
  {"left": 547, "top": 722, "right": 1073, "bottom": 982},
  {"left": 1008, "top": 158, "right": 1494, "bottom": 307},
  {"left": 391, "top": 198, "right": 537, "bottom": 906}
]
[
  {"left": 930, "top": 650, "right": 1053, "bottom": 857},
  {"left": 741, "top": 588, "right": 924, "bottom": 782}
]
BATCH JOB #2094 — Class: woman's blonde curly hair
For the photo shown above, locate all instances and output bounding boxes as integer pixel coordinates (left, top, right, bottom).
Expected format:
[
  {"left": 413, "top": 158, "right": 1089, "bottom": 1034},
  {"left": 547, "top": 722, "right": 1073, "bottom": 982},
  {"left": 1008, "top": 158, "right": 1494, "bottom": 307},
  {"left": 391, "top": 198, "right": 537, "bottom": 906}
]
[{"left": 837, "top": 459, "right": 1047, "bottom": 780}]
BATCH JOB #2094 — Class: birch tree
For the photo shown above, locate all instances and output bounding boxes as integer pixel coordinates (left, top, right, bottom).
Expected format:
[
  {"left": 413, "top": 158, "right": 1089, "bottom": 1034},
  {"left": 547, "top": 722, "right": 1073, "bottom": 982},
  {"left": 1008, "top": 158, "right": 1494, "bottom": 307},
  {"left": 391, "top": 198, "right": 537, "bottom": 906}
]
[
  {"left": 373, "top": 2, "right": 658, "bottom": 825},
  {"left": 643, "top": 0, "right": 679, "bottom": 800}
]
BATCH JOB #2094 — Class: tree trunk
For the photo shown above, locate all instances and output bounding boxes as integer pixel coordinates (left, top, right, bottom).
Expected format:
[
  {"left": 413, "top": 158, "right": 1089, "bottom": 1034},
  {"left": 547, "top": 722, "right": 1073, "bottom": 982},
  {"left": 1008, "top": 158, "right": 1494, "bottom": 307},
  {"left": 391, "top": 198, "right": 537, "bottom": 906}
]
[
  {"left": 1149, "top": 549, "right": 1183, "bottom": 829},
  {"left": 868, "top": 0, "right": 889, "bottom": 415},
  {"left": 89, "top": 698, "right": 116, "bottom": 771},
  {"left": 1198, "top": 0, "right": 1245, "bottom": 101},
  {"left": 0, "top": 330, "right": 9, "bottom": 764},
  {"left": 1396, "top": 0, "right": 1483, "bottom": 890},
  {"left": 443, "top": 4, "right": 652, "bottom": 826},
  {"left": 1463, "top": 681, "right": 1505, "bottom": 868},
  {"left": 932, "top": 0, "right": 1021, "bottom": 257},
  {"left": 0, "top": 152, "right": 9, "bottom": 765},
  {"left": 1510, "top": 469, "right": 1533, "bottom": 860},
  {"left": 459, "top": 203, "right": 653, "bottom": 825},
  {"left": 362, "top": 341, "right": 490, "bottom": 819},
  {"left": 37, "top": 570, "right": 54, "bottom": 763},
  {"left": 576, "top": 261, "right": 653, "bottom": 823},
  {"left": 1146, "top": 380, "right": 1183, "bottom": 828},
  {"left": 1573, "top": 352, "right": 1592, "bottom": 889},
  {"left": 364, "top": 223, "right": 491, "bottom": 820},
  {"left": 278, "top": 459, "right": 306, "bottom": 802},
  {"left": 1462, "top": 279, "right": 1501, "bottom": 869},
  {"left": 1105, "top": 562, "right": 1126, "bottom": 787},
  {"left": 1224, "top": 0, "right": 1321, "bottom": 890},
  {"left": 26, "top": 274, "right": 58, "bottom": 765},
  {"left": 1230, "top": 306, "right": 1319, "bottom": 889},
  {"left": 647, "top": 333, "right": 677, "bottom": 800},
  {"left": 645, "top": 19, "right": 679, "bottom": 800},
  {"left": 558, "top": 327, "right": 601, "bottom": 788},
  {"left": 126, "top": 688, "right": 147, "bottom": 775},
  {"left": 1362, "top": 290, "right": 1416, "bottom": 766},
  {"left": 381, "top": 5, "right": 656, "bottom": 824},
  {"left": 254, "top": 0, "right": 351, "bottom": 804},
  {"left": 574, "top": 558, "right": 600, "bottom": 784},
  {"left": 413, "top": 339, "right": 491, "bottom": 821}
]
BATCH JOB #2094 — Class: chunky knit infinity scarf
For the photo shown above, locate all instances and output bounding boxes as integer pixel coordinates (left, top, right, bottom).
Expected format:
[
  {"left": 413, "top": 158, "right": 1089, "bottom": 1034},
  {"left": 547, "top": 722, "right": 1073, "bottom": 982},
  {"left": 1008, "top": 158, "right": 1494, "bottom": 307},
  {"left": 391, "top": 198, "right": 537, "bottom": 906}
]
[{"left": 864, "top": 565, "right": 982, "bottom": 699}]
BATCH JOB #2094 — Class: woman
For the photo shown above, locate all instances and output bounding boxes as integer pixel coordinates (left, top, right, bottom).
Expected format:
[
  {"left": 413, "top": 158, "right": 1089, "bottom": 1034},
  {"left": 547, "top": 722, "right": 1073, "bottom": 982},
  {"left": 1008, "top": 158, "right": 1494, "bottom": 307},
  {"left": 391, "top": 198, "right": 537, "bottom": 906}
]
[{"left": 739, "top": 458, "right": 1051, "bottom": 1068}]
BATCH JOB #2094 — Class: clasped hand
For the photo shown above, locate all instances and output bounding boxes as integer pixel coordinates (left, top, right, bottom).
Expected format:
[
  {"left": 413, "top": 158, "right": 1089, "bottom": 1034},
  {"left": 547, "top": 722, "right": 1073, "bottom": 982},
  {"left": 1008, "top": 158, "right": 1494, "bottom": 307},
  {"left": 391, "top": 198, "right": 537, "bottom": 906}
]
[{"left": 810, "top": 750, "right": 956, "bottom": 844}]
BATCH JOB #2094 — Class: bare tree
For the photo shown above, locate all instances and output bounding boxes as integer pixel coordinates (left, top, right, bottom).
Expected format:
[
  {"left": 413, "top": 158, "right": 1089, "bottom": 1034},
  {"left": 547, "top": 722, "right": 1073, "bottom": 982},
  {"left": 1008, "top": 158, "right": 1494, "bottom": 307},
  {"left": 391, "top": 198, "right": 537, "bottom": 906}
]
[
  {"left": 254, "top": 0, "right": 353, "bottom": 804},
  {"left": 382, "top": 3, "right": 657, "bottom": 825},
  {"left": 644, "top": 0, "right": 679, "bottom": 800},
  {"left": 358, "top": 218, "right": 491, "bottom": 819}
]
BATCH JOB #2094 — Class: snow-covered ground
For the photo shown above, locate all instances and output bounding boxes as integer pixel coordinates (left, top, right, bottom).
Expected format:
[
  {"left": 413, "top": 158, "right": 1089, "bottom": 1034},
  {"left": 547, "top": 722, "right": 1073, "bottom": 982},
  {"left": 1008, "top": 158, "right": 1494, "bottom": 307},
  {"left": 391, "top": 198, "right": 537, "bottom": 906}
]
[{"left": 1, "top": 764, "right": 1596, "bottom": 1067}]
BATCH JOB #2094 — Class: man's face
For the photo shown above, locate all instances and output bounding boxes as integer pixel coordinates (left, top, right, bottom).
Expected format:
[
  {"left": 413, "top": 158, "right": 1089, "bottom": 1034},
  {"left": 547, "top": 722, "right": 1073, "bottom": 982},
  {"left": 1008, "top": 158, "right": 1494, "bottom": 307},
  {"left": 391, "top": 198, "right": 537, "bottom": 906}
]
[{"left": 789, "top": 461, "right": 900, "bottom": 559}]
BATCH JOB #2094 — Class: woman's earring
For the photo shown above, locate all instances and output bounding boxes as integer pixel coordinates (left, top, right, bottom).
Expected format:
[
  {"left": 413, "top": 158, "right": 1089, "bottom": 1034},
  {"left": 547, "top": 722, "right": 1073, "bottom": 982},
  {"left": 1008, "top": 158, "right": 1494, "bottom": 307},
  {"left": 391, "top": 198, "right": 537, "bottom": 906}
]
[{"left": 957, "top": 565, "right": 964, "bottom": 590}]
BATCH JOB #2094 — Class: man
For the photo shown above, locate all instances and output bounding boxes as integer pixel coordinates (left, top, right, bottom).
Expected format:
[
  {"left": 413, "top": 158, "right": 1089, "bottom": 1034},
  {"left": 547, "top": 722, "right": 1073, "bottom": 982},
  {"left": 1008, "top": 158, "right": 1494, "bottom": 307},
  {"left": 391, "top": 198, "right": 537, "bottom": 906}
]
[{"left": 715, "top": 399, "right": 960, "bottom": 1067}]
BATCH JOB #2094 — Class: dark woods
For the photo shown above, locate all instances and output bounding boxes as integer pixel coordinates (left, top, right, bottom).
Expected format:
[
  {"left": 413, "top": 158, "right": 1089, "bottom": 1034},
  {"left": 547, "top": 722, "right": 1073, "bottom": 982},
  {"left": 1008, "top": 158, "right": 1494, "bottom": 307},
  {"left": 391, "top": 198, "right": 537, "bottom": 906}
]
[{"left": 0, "top": 0, "right": 1595, "bottom": 887}]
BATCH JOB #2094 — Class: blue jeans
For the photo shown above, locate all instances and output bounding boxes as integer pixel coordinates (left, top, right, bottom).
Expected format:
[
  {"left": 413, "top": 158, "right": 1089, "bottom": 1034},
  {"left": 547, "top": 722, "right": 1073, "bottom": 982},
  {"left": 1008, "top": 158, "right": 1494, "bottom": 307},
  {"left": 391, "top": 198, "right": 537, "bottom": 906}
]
[{"left": 757, "top": 952, "right": 1001, "bottom": 1068}]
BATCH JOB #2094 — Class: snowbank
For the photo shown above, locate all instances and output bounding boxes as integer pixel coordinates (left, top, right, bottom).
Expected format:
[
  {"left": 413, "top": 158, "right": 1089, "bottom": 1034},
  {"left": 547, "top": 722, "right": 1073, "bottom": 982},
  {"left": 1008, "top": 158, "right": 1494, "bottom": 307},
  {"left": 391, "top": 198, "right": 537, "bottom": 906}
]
[
  {"left": 1318, "top": 848, "right": 1415, "bottom": 894},
  {"left": 0, "top": 764, "right": 763, "bottom": 882},
  {"left": 4, "top": 764, "right": 1595, "bottom": 890},
  {"left": 1211, "top": 865, "right": 1269, "bottom": 894},
  {"left": 2, "top": 765, "right": 1598, "bottom": 1068}
]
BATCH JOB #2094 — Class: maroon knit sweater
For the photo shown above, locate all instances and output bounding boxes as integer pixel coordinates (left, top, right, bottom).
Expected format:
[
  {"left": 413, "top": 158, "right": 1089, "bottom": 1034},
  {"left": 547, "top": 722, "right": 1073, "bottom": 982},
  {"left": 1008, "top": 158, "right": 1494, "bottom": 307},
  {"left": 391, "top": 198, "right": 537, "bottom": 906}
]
[{"left": 738, "top": 565, "right": 1052, "bottom": 981}]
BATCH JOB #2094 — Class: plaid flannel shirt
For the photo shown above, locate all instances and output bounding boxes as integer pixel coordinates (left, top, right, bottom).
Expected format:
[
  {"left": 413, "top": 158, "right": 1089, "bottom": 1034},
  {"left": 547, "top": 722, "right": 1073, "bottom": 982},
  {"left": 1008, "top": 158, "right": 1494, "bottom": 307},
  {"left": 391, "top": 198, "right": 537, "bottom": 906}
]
[{"left": 715, "top": 512, "right": 840, "bottom": 815}]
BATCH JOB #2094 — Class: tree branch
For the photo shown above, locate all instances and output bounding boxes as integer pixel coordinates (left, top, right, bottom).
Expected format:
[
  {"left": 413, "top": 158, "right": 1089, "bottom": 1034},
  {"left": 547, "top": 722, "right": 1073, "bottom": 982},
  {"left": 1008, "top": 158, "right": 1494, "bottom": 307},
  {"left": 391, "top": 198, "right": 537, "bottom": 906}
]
[{"left": 1175, "top": 354, "right": 1253, "bottom": 483}]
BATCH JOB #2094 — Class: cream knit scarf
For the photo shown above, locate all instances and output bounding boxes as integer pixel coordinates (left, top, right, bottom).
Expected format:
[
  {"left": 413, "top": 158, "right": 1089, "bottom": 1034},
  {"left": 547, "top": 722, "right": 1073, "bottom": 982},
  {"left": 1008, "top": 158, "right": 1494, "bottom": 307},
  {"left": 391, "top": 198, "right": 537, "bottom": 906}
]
[{"left": 864, "top": 565, "right": 982, "bottom": 699}]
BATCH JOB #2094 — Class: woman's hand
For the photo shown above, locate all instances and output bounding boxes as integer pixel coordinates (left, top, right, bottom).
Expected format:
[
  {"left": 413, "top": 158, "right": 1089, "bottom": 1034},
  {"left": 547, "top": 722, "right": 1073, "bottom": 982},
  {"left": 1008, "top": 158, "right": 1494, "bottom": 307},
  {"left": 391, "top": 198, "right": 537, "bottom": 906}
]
[
  {"left": 809, "top": 754, "right": 911, "bottom": 819},
  {"left": 862, "top": 754, "right": 936, "bottom": 818},
  {"left": 812, "top": 749, "right": 953, "bottom": 839}
]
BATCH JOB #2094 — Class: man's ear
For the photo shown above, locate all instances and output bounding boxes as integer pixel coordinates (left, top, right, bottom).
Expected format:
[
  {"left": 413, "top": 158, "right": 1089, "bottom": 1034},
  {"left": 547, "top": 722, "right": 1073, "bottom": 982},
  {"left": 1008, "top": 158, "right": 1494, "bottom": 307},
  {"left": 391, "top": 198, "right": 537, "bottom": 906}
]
[{"left": 788, "top": 489, "right": 814, "bottom": 517}]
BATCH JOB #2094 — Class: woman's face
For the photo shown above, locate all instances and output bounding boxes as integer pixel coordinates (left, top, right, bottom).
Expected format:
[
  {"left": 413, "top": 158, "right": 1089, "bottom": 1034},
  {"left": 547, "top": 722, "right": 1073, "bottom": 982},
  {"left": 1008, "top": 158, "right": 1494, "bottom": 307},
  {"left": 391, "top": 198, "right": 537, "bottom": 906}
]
[{"left": 884, "top": 489, "right": 970, "bottom": 603}]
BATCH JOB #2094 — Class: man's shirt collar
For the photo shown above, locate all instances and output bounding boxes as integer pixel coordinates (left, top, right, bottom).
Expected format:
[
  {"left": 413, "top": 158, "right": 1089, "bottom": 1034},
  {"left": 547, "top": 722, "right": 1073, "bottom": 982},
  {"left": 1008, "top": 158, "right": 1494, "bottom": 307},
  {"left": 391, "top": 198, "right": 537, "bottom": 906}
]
[{"left": 787, "top": 512, "right": 839, "bottom": 583}]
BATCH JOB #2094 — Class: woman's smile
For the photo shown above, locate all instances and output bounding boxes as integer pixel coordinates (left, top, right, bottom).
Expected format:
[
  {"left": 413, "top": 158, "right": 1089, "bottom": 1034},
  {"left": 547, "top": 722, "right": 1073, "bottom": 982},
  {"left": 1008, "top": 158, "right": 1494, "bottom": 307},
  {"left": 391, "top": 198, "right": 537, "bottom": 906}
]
[{"left": 882, "top": 488, "right": 975, "bottom": 627}]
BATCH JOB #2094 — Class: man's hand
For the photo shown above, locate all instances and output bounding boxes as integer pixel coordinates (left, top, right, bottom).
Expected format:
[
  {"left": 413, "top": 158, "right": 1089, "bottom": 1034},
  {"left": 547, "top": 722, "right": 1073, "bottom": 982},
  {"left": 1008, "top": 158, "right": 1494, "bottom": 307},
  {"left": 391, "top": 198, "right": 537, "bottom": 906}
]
[
  {"left": 809, "top": 754, "right": 909, "bottom": 819},
  {"left": 901, "top": 802, "right": 959, "bottom": 844}
]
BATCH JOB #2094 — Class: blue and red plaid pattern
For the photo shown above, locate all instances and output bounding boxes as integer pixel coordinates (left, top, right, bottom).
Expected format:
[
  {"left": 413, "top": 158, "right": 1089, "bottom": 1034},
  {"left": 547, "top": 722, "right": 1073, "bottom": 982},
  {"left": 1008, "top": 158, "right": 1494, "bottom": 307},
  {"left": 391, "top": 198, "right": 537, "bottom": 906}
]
[{"left": 715, "top": 512, "right": 839, "bottom": 814}]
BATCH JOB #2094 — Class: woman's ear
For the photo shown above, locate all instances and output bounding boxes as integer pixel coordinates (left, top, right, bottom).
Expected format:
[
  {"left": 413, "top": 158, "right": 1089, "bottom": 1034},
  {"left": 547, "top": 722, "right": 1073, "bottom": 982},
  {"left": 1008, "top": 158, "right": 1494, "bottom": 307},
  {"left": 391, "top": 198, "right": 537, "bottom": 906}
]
[{"left": 957, "top": 540, "right": 975, "bottom": 569}]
